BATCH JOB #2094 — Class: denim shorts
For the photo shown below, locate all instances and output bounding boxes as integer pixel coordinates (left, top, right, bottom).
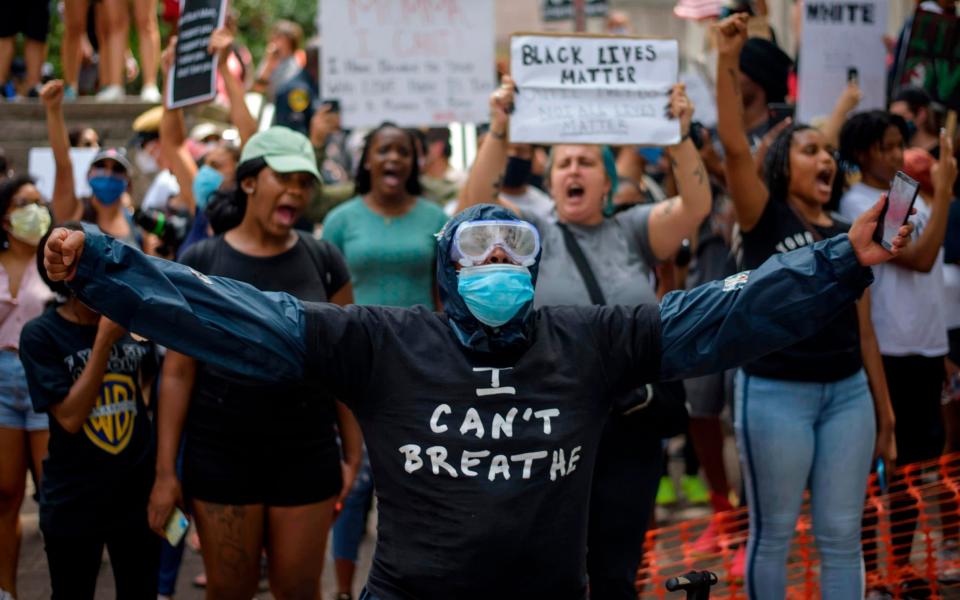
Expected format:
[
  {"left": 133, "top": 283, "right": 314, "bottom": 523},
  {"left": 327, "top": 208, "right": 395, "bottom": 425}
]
[{"left": 0, "top": 350, "right": 48, "bottom": 431}]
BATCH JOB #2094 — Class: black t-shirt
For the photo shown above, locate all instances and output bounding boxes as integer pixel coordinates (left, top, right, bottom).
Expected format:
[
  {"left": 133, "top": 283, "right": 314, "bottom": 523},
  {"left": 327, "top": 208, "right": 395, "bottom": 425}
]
[
  {"left": 19, "top": 308, "right": 156, "bottom": 535},
  {"left": 299, "top": 302, "right": 662, "bottom": 600},
  {"left": 737, "top": 199, "right": 862, "bottom": 381},
  {"left": 178, "top": 233, "right": 351, "bottom": 452}
]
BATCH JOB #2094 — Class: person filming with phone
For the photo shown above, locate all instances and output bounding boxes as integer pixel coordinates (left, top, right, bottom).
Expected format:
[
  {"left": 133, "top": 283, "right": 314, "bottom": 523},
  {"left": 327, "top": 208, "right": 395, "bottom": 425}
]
[{"left": 836, "top": 110, "right": 958, "bottom": 591}]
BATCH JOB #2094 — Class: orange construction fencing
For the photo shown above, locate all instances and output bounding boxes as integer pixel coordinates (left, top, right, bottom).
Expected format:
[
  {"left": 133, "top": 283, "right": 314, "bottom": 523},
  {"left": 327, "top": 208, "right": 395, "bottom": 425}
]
[{"left": 637, "top": 453, "right": 960, "bottom": 599}]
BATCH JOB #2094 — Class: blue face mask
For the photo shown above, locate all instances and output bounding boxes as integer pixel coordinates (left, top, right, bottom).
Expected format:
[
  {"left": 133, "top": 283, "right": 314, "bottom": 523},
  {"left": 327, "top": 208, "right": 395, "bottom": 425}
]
[
  {"left": 192, "top": 165, "right": 224, "bottom": 211},
  {"left": 88, "top": 175, "right": 126, "bottom": 205},
  {"left": 457, "top": 264, "right": 534, "bottom": 328}
]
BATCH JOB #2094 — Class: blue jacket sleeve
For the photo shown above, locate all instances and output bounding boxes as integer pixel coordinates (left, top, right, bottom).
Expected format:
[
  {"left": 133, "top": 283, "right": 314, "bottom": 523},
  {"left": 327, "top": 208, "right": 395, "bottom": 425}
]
[
  {"left": 69, "top": 224, "right": 307, "bottom": 382},
  {"left": 658, "top": 235, "right": 874, "bottom": 381}
]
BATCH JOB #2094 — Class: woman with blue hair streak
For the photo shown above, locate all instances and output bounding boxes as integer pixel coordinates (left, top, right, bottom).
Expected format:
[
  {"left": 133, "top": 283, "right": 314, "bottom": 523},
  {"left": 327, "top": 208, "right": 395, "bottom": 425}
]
[{"left": 459, "top": 76, "right": 711, "bottom": 599}]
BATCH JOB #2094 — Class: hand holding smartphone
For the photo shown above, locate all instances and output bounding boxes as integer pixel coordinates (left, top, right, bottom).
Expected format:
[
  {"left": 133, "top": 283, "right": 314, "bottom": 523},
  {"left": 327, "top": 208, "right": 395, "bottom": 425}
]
[
  {"left": 164, "top": 507, "right": 190, "bottom": 546},
  {"left": 874, "top": 171, "right": 920, "bottom": 252}
]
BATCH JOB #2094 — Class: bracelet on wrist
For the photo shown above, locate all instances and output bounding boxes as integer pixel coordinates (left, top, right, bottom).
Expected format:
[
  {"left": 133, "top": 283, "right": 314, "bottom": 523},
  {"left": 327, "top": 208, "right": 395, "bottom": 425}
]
[{"left": 490, "top": 129, "right": 507, "bottom": 140}]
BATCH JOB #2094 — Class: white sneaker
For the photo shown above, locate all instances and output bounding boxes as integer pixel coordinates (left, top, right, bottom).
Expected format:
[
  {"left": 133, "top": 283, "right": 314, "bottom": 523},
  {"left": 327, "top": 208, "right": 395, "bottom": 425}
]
[
  {"left": 140, "top": 84, "right": 162, "bottom": 103},
  {"left": 95, "top": 85, "right": 125, "bottom": 102}
]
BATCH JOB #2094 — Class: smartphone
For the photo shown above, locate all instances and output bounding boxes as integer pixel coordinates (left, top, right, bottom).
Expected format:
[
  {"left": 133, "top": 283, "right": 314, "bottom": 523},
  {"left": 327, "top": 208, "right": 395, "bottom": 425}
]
[
  {"left": 321, "top": 99, "right": 340, "bottom": 114},
  {"left": 767, "top": 102, "right": 795, "bottom": 129},
  {"left": 847, "top": 67, "right": 859, "bottom": 84},
  {"left": 876, "top": 458, "right": 888, "bottom": 494},
  {"left": 164, "top": 507, "right": 190, "bottom": 547},
  {"left": 874, "top": 171, "right": 920, "bottom": 251}
]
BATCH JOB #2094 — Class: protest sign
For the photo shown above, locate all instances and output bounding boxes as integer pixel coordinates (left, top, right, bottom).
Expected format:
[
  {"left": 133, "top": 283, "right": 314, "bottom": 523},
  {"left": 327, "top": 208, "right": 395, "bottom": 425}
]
[
  {"left": 680, "top": 65, "right": 717, "bottom": 129},
  {"left": 166, "top": 0, "right": 227, "bottom": 109},
  {"left": 509, "top": 34, "right": 679, "bottom": 146},
  {"left": 28, "top": 148, "right": 98, "bottom": 202},
  {"left": 895, "top": 10, "right": 960, "bottom": 111},
  {"left": 320, "top": 0, "right": 494, "bottom": 128},
  {"left": 542, "top": 0, "right": 608, "bottom": 22},
  {"left": 797, "top": 0, "right": 888, "bottom": 124}
]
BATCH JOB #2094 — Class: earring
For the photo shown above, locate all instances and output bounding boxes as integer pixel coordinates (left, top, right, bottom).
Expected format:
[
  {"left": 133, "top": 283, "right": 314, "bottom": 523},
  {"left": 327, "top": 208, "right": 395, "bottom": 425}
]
[{"left": 243, "top": 186, "right": 255, "bottom": 194}]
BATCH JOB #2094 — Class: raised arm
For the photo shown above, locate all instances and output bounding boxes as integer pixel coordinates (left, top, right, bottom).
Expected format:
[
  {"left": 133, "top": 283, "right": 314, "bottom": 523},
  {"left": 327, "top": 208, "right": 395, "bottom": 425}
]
[
  {"left": 715, "top": 14, "right": 769, "bottom": 231},
  {"left": 45, "top": 225, "right": 307, "bottom": 383},
  {"left": 821, "top": 82, "right": 862, "bottom": 149},
  {"left": 39, "top": 80, "right": 82, "bottom": 223},
  {"left": 658, "top": 195, "right": 911, "bottom": 380},
  {"left": 648, "top": 84, "right": 712, "bottom": 260},
  {"left": 209, "top": 28, "right": 257, "bottom": 147},
  {"left": 458, "top": 76, "right": 518, "bottom": 214},
  {"left": 159, "top": 37, "right": 200, "bottom": 216}
]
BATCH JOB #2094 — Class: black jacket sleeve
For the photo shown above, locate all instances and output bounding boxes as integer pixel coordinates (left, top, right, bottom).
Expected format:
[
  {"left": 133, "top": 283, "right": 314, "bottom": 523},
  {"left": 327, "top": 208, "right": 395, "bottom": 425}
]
[
  {"left": 658, "top": 234, "right": 873, "bottom": 381},
  {"left": 69, "top": 225, "right": 308, "bottom": 383}
]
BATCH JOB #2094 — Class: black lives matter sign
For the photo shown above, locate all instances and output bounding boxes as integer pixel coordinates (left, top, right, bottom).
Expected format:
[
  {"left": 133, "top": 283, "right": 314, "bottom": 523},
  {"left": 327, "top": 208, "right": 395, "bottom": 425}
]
[{"left": 167, "top": 0, "right": 227, "bottom": 109}]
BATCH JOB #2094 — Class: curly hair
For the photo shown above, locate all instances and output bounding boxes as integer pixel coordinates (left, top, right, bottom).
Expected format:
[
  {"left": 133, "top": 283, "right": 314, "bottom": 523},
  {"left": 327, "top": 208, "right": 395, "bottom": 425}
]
[{"left": 761, "top": 123, "right": 818, "bottom": 203}]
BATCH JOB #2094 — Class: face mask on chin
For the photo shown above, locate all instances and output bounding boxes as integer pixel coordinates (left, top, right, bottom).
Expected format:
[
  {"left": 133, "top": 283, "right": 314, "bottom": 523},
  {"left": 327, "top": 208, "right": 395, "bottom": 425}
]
[{"left": 457, "top": 264, "right": 535, "bottom": 327}]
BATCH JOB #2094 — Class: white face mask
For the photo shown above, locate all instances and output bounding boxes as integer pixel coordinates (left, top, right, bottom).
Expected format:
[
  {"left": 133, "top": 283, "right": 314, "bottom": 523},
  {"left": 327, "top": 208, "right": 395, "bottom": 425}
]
[
  {"left": 7, "top": 203, "right": 51, "bottom": 246},
  {"left": 135, "top": 151, "right": 159, "bottom": 175}
]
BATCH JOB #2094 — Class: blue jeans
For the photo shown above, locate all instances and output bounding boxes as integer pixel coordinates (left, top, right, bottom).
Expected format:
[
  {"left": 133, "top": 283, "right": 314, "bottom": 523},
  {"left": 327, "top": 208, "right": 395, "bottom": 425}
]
[
  {"left": 333, "top": 448, "right": 374, "bottom": 562},
  {"left": 734, "top": 369, "right": 874, "bottom": 600},
  {"left": 0, "top": 350, "right": 48, "bottom": 431}
]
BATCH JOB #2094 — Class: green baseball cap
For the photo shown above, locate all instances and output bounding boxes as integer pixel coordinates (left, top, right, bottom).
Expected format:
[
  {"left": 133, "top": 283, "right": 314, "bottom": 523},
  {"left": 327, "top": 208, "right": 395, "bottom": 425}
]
[{"left": 239, "top": 126, "right": 321, "bottom": 181}]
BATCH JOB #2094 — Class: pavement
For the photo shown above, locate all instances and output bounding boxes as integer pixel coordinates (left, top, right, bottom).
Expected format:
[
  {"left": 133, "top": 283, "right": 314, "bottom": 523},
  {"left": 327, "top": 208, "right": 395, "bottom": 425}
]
[
  {"left": 14, "top": 477, "right": 376, "bottom": 600},
  {"left": 12, "top": 437, "right": 717, "bottom": 599}
]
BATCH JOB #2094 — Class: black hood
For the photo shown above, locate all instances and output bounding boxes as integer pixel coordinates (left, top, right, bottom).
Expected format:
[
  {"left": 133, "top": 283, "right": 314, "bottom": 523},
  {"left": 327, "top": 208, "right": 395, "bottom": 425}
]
[{"left": 436, "top": 204, "right": 541, "bottom": 353}]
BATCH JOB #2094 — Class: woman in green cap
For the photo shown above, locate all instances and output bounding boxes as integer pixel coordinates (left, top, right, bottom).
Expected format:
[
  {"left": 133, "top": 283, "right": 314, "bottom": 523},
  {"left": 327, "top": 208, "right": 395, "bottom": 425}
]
[{"left": 146, "top": 126, "right": 363, "bottom": 600}]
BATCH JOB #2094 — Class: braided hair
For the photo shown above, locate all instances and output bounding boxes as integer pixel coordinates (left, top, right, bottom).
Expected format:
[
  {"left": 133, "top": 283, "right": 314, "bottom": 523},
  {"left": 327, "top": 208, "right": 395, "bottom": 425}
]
[{"left": 762, "top": 123, "right": 816, "bottom": 203}]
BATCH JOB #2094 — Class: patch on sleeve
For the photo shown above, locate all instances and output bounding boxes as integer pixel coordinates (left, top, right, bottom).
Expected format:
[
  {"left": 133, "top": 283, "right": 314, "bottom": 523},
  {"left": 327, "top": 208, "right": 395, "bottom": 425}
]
[
  {"left": 722, "top": 271, "right": 750, "bottom": 292},
  {"left": 188, "top": 267, "right": 213, "bottom": 286}
]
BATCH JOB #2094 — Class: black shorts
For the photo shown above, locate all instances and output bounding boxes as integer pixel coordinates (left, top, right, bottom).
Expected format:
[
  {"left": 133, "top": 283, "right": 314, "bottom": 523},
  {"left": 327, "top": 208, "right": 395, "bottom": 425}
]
[
  {"left": 0, "top": 1, "right": 51, "bottom": 41},
  {"left": 183, "top": 376, "right": 342, "bottom": 506}
]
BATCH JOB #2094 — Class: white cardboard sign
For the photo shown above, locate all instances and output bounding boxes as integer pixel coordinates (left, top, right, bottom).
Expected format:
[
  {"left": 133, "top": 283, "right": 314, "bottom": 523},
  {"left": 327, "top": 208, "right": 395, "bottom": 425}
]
[
  {"left": 797, "top": 0, "right": 888, "bottom": 124},
  {"left": 510, "top": 35, "right": 680, "bottom": 146},
  {"left": 320, "top": 0, "right": 495, "bottom": 128},
  {"left": 28, "top": 148, "right": 98, "bottom": 202}
]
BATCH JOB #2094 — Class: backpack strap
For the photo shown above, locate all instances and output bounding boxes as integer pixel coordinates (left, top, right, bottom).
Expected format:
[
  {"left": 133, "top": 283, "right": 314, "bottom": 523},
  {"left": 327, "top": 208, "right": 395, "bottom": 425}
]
[
  {"left": 556, "top": 222, "right": 607, "bottom": 306},
  {"left": 296, "top": 230, "right": 337, "bottom": 297}
]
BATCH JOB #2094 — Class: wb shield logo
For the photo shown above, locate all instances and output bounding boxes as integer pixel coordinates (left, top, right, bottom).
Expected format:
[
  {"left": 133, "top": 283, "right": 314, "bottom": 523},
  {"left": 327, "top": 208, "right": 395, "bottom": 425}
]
[{"left": 83, "top": 374, "right": 137, "bottom": 455}]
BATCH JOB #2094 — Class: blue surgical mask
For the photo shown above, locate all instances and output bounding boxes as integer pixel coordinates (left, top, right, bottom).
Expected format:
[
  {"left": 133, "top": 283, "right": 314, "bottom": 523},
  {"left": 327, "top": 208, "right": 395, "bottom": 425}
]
[
  {"left": 192, "top": 165, "right": 224, "bottom": 211},
  {"left": 457, "top": 264, "right": 534, "bottom": 328},
  {"left": 88, "top": 175, "right": 126, "bottom": 205}
]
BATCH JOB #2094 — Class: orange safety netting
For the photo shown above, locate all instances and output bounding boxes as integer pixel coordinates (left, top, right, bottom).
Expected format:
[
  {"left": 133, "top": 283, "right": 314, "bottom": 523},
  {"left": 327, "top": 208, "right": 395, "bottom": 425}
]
[{"left": 637, "top": 453, "right": 960, "bottom": 599}]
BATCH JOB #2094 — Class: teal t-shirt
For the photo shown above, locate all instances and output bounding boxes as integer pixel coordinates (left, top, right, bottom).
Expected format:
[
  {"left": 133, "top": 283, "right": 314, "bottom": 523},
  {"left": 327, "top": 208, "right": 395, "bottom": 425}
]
[{"left": 322, "top": 197, "right": 448, "bottom": 307}]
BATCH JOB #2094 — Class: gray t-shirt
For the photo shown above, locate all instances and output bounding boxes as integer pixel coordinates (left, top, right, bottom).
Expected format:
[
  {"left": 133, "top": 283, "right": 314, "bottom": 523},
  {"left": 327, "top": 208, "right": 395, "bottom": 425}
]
[{"left": 522, "top": 204, "right": 659, "bottom": 308}]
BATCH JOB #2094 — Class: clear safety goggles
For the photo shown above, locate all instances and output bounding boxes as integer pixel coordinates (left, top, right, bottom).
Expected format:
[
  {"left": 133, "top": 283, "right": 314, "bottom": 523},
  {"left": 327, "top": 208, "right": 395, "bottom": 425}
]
[{"left": 451, "top": 220, "right": 540, "bottom": 267}]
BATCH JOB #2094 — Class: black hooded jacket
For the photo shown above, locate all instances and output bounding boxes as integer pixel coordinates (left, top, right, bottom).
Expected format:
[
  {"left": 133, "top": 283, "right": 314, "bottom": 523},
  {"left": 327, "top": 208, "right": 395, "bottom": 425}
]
[{"left": 66, "top": 217, "right": 873, "bottom": 599}]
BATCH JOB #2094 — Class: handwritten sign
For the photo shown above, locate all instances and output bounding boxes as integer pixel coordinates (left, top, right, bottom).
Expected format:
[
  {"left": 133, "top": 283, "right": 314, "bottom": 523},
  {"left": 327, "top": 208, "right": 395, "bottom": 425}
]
[
  {"left": 320, "top": 0, "right": 494, "bottom": 128},
  {"left": 542, "top": 0, "right": 608, "bottom": 22},
  {"left": 896, "top": 10, "right": 960, "bottom": 111},
  {"left": 509, "top": 34, "right": 679, "bottom": 146},
  {"left": 167, "top": 0, "right": 227, "bottom": 109},
  {"left": 28, "top": 148, "right": 98, "bottom": 202},
  {"left": 797, "top": 0, "right": 888, "bottom": 124}
]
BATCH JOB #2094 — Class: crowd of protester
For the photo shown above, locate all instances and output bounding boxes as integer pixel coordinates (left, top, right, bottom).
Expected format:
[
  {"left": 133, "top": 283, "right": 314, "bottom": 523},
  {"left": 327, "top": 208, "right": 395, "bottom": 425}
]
[{"left": 0, "top": 1, "right": 959, "bottom": 599}]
